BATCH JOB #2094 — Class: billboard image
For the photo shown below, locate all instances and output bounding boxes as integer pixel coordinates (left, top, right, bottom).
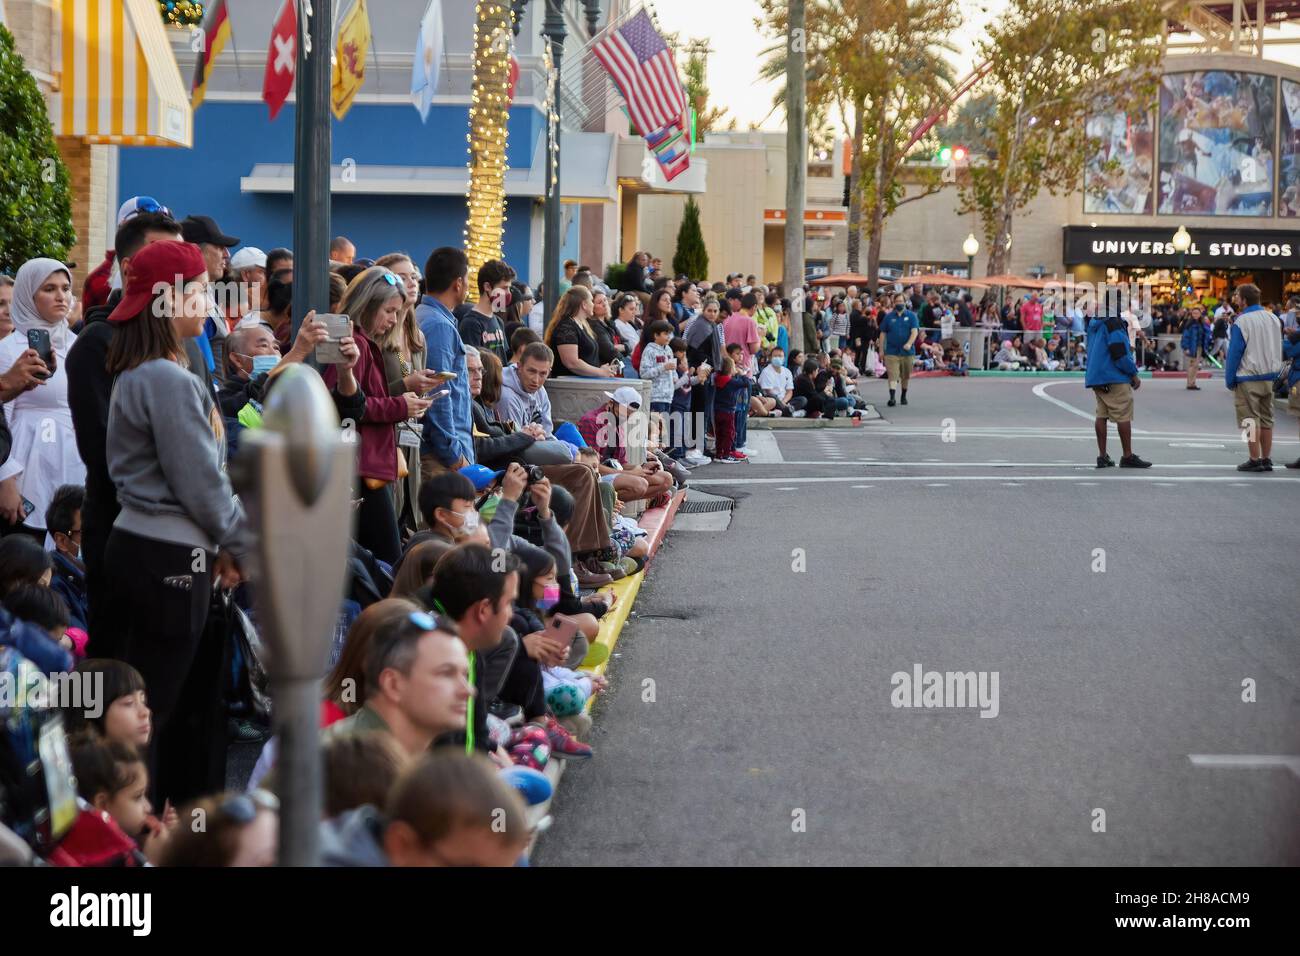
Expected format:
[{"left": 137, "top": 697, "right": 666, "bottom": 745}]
[
  {"left": 1157, "top": 71, "right": 1276, "bottom": 216},
  {"left": 1084, "top": 110, "right": 1155, "bottom": 214},
  {"left": 1280, "top": 79, "right": 1300, "bottom": 217}
]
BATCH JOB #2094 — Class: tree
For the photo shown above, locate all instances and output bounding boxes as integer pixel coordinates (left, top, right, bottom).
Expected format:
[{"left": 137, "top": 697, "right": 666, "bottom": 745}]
[
  {"left": 0, "top": 26, "right": 75, "bottom": 275},
  {"left": 680, "top": 44, "right": 734, "bottom": 136},
  {"left": 958, "top": 0, "right": 1166, "bottom": 276},
  {"left": 672, "top": 196, "right": 709, "bottom": 280},
  {"left": 783, "top": 0, "right": 807, "bottom": 352}
]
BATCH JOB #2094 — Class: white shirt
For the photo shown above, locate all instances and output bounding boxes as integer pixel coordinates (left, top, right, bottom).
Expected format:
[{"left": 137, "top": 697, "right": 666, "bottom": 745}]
[
  {"left": 0, "top": 330, "right": 86, "bottom": 531},
  {"left": 759, "top": 363, "right": 794, "bottom": 398}
]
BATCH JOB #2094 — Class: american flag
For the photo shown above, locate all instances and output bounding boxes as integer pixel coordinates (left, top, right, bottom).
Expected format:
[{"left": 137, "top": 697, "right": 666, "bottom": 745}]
[{"left": 592, "top": 9, "right": 687, "bottom": 135}]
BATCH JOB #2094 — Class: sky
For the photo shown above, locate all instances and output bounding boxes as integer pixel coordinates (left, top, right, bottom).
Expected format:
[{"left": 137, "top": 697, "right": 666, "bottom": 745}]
[{"left": 646, "top": 0, "right": 1300, "bottom": 133}]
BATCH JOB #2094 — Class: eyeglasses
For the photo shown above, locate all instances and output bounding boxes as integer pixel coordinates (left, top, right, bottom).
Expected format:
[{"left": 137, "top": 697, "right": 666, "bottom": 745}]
[{"left": 217, "top": 789, "right": 279, "bottom": 824}]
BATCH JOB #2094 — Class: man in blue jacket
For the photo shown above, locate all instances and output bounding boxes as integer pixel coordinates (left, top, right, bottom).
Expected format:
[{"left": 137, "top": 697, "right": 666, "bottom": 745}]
[
  {"left": 1084, "top": 314, "right": 1152, "bottom": 468},
  {"left": 1283, "top": 326, "right": 1300, "bottom": 469},
  {"left": 878, "top": 294, "right": 920, "bottom": 407},
  {"left": 417, "top": 248, "right": 475, "bottom": 476},
  {"left": 1179, "top": 306, "right": 1211, "bottom": 390}
]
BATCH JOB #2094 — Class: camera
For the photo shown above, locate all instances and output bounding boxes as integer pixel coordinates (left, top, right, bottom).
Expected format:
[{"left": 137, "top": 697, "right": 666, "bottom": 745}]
[{"left": 524, "top": 464, "right": 545, "bottom": 483}]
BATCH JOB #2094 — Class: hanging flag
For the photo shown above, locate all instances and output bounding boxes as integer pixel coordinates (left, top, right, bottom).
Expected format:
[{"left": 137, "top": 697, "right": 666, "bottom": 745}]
[
  {"left": 591, "top": 9, "right": 686, "bottom": 137},
  {"left": 411, "top": 0, "right": 444, "bottom": 123},
  {"left": 645, "top": 119, "right": 690, "bottom": 182},
  {"left": 192, "top": 0, "right": 232, "bottom": 109},
  {"left": 331, "top": 0, "right": 371, "bottom": 120},
  {"left": 507, "top": 55, "right": 520, "bottom": 104},
  {"left": 263, "top": 0, "right": 297, "bottom": 121}
]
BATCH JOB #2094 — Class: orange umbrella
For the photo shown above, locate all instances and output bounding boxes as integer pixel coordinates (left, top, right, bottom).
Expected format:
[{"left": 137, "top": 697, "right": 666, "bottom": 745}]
[{"left": 809, "top": 273, "right": 870, "bottom": 288}]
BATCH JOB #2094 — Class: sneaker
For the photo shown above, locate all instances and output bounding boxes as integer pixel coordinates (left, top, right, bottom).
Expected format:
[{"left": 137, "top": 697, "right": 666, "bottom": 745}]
[
  {"left": 887, "top": 398, "right": 896, "bottom": 407},
  {"left": 728, "top": 451, "right": 749, "bottom": 461},
  {"left": 575, "top": 564, "right": 612, "bottom": 588},
  {"left": 791, "top": 410, "right": 807, "bottom": 418},
  {"left": 1237, "top": 458, "right": 1266, "bottom": 472},
  {"left": 770, "top": 409, "right": 783, "bottom": 417},
  {"left": 542, "top": 715, "right": 592, "bottom": 760},
  {"left": 1119, "top": 454, "right": 1152, "bottom": 468},
  {"left": 488, "top": 698, "right": 523, "bottom": 726},
  {"left": 1096, "top": 454, "right": 1115, "bottom": 469},
  {"left": 736, "top": 446, "right": 755, "bottom": 455},
  {"left": 227, "top": 717, "right": 268, "bottom": 743},
  {"left": 1261, "top": 457, "right": 1274, "bottom": 471},
  {"left": 684, "top": 451, "right": 710, "bottom": 466},
  {"left": 1285, "top": 458, "right": 1300, "bottom": 469},
  {"left": 594, "top": 559, "right": 625, "bottom": 581},
  {"left": 900, "top": 395, "right": 908, "bottom": 405}
]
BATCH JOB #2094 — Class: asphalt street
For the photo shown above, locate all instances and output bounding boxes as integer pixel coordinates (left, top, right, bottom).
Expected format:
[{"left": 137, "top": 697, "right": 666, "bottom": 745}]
[{"left": 534, "top": 375, "right": 1300, "bottom": 866}]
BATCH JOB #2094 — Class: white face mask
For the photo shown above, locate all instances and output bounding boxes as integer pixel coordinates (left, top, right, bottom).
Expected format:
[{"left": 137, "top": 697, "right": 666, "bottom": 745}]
[{"left": 446, "top": 507, "right": 481, "bottom": 539}]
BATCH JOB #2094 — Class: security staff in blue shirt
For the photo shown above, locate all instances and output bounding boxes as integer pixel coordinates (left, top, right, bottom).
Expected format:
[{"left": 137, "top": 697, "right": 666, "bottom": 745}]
[
  {"left": 1084, "top": 313, "right": 1151, "bottom": 469},
  {"left": 1179, "top": 307, "right": 1211, "bottom": 390},
  {"left": 878, "top": 294, "right": 920, "bottom": 407}
]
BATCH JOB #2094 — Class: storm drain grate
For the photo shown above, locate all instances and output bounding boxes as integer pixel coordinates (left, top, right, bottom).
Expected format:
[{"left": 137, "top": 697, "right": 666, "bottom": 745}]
[{"left": 677, "top": 499, "right": 734, "bottom": 514}]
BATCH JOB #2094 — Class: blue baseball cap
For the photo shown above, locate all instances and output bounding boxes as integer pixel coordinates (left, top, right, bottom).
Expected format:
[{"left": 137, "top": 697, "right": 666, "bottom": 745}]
[{"left": 459, "top": 464, "right": 504, "bottom": 491}]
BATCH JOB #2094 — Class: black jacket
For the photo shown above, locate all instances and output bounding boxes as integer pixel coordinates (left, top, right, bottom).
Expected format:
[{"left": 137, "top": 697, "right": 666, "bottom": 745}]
[{"left": 471, "top": 400, "right": 533, "bottom": 469}]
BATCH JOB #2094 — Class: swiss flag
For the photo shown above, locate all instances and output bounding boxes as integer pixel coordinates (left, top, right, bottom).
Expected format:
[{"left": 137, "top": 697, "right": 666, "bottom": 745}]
[{"left": 263, "top": 0, "right": 297, "bottom": 120}]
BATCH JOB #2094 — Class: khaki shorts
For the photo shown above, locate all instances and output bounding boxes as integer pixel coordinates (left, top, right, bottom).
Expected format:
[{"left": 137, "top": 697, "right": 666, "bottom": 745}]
[
  {"left": 884, "top": 354, "right": 914, "bottom": 386},
  {"left": 1233, "top": 379, "right": 1274, "bottom": 430},
  {"left": 1092, "top": 382, "right": 1134, "bottom": 423},
  {"left": 1289, "top": 384, "right": 1300, "bottom": 415}
]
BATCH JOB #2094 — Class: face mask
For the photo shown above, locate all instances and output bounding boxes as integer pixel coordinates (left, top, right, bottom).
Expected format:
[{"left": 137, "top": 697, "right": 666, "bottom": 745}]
[
  {"left": 770, "top": 356, "right": 784, "bottom": 367},
  {"left": 251, "top": 354, "right": 278, "bottom": 376},
  {"left": 447, "top": 507, "right": 480, "bottom": 539},
  {"left": 537, "top": 584, "right": 561, "bottom": 612}
]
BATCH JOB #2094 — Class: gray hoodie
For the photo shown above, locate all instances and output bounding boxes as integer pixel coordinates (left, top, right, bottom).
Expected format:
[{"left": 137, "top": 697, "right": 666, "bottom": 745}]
[
  {"left": 497, "top": 364, "right": 554, "bottom": 435},
  {"left": 107, "top": 358, "right": 251, "bottom": 561},
  {"left": 319, "top": 805, "right": 390, "bottom": 867}
]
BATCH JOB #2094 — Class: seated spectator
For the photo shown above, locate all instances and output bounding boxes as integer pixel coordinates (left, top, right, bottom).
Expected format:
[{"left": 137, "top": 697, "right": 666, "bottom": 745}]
[
  {"left": 2, "top": 584, "right": 72, "bottom": 656},
  {"left": 575, "top": 387, "right": 674, "bottom": 504},
  {"left": 322, "top": 607, "right": 470, "bottom": 758},
  {"left": 794, "top": 358, "right": 837, "bottom": 419},
  {"left": 44, "top": 484, "right": 87, "bottom": 634},
  {"left": 159, "top": 790, "right": 279, "bottom": 867},
  {"left": 390, "top": 539, "right": 444, "bottom": 599},
  {"left": 319, "top": 752, "right": 529, "bottom": 867},
  {"left": 759, "top": 346, "right": 803, "bottom": 417},
  {"left": 471, "top": 347, "right": 552, "bottom": 470},
  {"left": 321, "top": 731, "right": 409, "bottom": 819},
  {"left": 61, "top": 657, "right": 152, "bottom": 749},
  {"left": 65, "top": 734, "right": 156, "bottom": 866},
  {"left": 0, "top": 532, "right": 52, "bottom": 594},
  {"left": 993, "top": 337, "right": 1026, "bottom": 370}
]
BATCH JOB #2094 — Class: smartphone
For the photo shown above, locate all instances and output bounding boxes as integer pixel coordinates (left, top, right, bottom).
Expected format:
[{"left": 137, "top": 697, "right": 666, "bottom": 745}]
[
  {"left": 27, "top": 328, "right": 54, "bottom": 378},
  {"left": 544, "top": 614, "right": 580, "bottom": 650},
  {"left": 421, "top": 371, "right": 457, "bottom": 396},
  {"left": 20, "top": 497, "right": 36, "bottom": 520},
  {"left": 314, "top": 313, "right": 352, "bottom": 364}
]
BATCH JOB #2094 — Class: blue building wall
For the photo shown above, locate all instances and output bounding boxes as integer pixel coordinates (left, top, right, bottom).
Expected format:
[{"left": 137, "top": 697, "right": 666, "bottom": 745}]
[{"left": 118, "top": 101, "right": 542, "bottom": 272}]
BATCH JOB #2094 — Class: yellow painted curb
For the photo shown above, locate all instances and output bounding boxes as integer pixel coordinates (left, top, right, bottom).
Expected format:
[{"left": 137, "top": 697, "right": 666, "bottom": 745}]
[{"left": 578, "top": 570, "right": 643, "bottom": 707}]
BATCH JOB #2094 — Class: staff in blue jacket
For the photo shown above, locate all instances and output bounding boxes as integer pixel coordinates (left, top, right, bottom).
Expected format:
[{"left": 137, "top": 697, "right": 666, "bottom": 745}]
[
  {"left": 1283, "top": 327, "right": 1300, "bottom": 470},
  {"left": 1179, "top": 307, "right": 1211, "bottom": 391},
  {"left": 1084, "top": 313, "right": 1152, "bottom": 469}
]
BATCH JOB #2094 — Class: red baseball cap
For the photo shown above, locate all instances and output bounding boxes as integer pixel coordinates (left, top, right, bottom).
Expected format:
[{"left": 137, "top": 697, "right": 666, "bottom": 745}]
[{"left": 108, "top": 240, "right": 208, "bottom": 323}]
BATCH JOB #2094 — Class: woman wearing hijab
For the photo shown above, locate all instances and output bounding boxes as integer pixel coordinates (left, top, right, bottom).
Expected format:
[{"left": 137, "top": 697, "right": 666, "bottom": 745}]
[{"left": 0, "top": 258, "right": 87, "bottom": 540}]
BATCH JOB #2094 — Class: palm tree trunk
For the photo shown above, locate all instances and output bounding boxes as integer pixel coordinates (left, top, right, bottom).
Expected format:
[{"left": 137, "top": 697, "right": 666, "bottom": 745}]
[
  {"left": 846, "top": 94, "right": 865, "bottom": 273},
  {"left": 784, "top": 0, "right": 807, "bottom": 351}
]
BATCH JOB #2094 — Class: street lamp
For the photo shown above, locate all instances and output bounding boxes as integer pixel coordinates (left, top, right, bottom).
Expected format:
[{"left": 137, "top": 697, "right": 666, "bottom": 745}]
[
  {"left": 962, "top": 233, "right": 979, "bottom": 280},
  {"left": 1171, "top": 225, "right": 1191, "bottom": 304}
]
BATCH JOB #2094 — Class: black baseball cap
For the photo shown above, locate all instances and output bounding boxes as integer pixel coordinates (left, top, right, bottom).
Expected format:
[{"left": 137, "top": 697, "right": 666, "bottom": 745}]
[{"left": 180, "top": 215, "right": 240, "bottom": 247}]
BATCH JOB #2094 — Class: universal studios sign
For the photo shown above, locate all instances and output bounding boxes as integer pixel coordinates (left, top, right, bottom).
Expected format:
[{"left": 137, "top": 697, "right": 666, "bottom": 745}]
[{"left": 1063, "top": 226, "right": 1300, "bottom": 270}]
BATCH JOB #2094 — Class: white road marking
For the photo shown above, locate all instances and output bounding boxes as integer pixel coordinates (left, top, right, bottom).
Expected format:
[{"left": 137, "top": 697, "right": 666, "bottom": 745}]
[
  {"left": 690, "top": 474, "right": 1300, "bottom": 486},
  {"left": 1169, "top": 442, "right": 1226, "bottom": 449},
  {"left": 1002, "top": 482, "right": 1023, "bottom": 486},
  {"left": 743, "top": 431, "right": 784, "bottom": 463},
  {"left": 851, "top": 485, "right": 875, "bottom": 489},
  {"left": 925, "top": 482, "right": 949, "bottom": 487},
  {"left": 1188, "top": 754, "right": 1300, "bottom": 779},
  {"left": 779, "top": 460, "right": 1244, "bottom": 469}
]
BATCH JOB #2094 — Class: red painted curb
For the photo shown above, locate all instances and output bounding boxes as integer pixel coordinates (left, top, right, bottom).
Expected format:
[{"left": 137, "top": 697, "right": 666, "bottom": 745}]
[{"left": 637, "top": 488, "right": 686, "bottom": 561}]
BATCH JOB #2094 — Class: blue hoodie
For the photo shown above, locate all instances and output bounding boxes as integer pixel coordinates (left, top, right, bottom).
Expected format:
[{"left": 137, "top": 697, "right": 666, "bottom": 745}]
[
  {"left": 1083, "top": 317, "right": 1140, "bottom": 388},
  {"left": 1284, "top": 335, "right": 1300, "bottom": 391}
]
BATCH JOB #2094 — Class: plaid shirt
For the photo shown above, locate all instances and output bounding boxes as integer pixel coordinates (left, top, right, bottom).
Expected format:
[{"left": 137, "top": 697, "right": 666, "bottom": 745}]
[{"left": 577, "top": 405, "right": 626, "bottom": 466}]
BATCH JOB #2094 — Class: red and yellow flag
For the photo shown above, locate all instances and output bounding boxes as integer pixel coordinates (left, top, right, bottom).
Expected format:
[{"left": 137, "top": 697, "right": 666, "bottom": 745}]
[
  {"left": 192, "top": 0, "right": 232, "bottom": 109},
  {"left": 331, "top": 0, "right": 371, "bottom": 120}
]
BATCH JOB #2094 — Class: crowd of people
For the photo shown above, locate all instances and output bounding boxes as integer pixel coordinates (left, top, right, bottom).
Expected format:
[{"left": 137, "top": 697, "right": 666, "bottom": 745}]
[{"left": 2, "top": 199, "right": 1296, "bottom": 866}]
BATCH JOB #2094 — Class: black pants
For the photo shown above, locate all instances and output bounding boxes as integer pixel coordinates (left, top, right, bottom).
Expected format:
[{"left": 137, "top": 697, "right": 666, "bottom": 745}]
[
  {"left": 498, "top": 645, "right": 548, "bottom": 722},
  {"left": 356, "top": 482, "right": 400, "bottom": 567},
  {"left": 81, "top": 518, "right": 116, "bottom": 659},
  {"left": 103, "top": 529, "right": 223, "bottom": 806}
]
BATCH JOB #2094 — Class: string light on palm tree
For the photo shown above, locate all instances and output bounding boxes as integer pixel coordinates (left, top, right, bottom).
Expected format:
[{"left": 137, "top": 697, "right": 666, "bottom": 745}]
[{"left": 465, "top": 2, "right": 515, "bottom": 284}]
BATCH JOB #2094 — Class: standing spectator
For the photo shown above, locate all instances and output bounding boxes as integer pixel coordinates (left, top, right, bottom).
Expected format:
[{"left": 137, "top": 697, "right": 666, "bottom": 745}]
[
  {"left": 1020, "top": 292, "right": 1044, "bottom": 335},
  {"left": 711, "top": 357, "right": 750, "bottom": 462},
  {"left": 99, "top": 241, "right": 250, "bottom": 806},
  {"left": 179, "top": 215, "right": 239, "bottom": 379},
  {"left": 0, "top": 258, "right": 85, "bottom": 540},
  {"left": 330, "top": 236, "right": 357, "bottom": 265},
  {"left": 878, "top": 294, "right": 920, "bottom": 407},
  {"left": 685, "top": 296, "right": 723, "bottom": 458},
  {"left": 612, "top": 293, "right": 643, "bottom": 364},
  {"left": 638, "top": 319, "right": 677, "bottom": 436},
  {"left": 1279, "top": 297, "right": 1298, "bottom": 333},
  {"left": 1225, "top": 283, "right": 1283, "bottom": 472},
  {"left": 325, "top": 268, "right": 433, "bottom": 564},
  {"left": 458, "top": 259, "right": 513, "bottom": 364},
  {"left": 849, "top": 302, "right": 877, "bottom": 368},
  {"left": 0, "top": 275, "right": 13, "bottom": 339},
  {"left": 1084, "top": 312, "right": 1150, "bottom": 469},
  {"left": 417, "top": 247, "right": 475, "bottom": 477},
  {"left": 544, "top": 286, "right": 617, "bottom": 378},
  {"left": 1180, "top": 306, "right": 1210, "bottom": 390},
  {"left": 557, "top": 259, "right": 578, "bottom": 297},
  {"left": 375, "top": 253, "right": 433, "bottom": 534},
  {"left": 228, "top": 247, "right": 268, "bottom": 325},
  {"left": 753, "top": 292, "right": 779, "bottom": 351},
  {"left": 1282, "top": 327, "right": 1300, "bottom": 469},
  {"left": 723, "top": 292, "right": 761, "bottom": 376}
]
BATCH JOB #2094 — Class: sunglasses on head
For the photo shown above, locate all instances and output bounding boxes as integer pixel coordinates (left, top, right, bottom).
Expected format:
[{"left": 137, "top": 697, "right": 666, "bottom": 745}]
[
  {"left": 380, "top": 271, "right": 400, "bottom": 287},
  {"left": 218, "top": 789, "right": 279, "bottom": 824}
]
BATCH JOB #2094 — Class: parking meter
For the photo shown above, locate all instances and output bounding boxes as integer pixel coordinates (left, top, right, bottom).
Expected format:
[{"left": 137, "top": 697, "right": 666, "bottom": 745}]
[{"left": 232, "top": 364, "right": 355, "bottom": 866}]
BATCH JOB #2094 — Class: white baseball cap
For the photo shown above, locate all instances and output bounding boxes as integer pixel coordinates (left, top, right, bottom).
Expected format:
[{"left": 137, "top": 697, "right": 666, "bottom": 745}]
[
  {"left": 604, "top": 386, "right": 642, "bottom": 409},
  {"left": 230, "top": 247, "right": 268, "bottom": 270},
  {"left": 117, "top": 195, "right": 171, "bottom": 226}
]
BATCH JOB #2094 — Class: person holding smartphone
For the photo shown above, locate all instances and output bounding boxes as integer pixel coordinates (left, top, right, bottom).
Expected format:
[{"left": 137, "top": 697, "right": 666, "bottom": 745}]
[
  {"left": 323, "top": 267, "right": 433, "bottom": 565},
  {"left": 0, "top": 258, "right": 85, "bottom": 540}
]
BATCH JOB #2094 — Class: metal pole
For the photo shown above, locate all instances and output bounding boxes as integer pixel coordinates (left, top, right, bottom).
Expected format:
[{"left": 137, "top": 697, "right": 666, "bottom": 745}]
[
  {"left": 783, "top": 0, "right": 807, "bottom": 353},
  {"left": 542, "top": 0, "right": 566, "bottom": 319},
  {"left": 292, "top": 0, "right": 333, "bottom": 343},
  {"left": 967, "top": 255, "right": 974, "bottom": 281}
]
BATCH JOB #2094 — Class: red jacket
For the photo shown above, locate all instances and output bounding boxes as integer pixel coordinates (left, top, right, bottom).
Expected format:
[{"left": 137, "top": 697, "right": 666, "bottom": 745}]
[{"left": 322, "top": 329, "right": 408, "bottom": 481}]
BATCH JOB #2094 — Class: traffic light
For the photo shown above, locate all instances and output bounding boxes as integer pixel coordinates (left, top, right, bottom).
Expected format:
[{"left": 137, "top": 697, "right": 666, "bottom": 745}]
[{"left": 936, "top": 144, "right": 968, "bottom": 165}]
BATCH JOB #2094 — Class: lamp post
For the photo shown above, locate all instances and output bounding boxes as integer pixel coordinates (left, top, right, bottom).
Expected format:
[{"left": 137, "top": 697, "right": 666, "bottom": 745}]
[
  {"left": 291, "top": 0, "right": 333, "bottom": 344},
  {"left": 1171, "top": 225, "right": 1191, "bottom": 305},
  {"left": 540, "top": 0, "right": 567, "bottom": 320},
  {"left": 962, "top": 233, "right": 979, "bottom": 281}
]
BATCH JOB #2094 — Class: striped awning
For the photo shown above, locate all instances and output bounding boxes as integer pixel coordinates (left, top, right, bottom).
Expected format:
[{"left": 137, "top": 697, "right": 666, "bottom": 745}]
[{"left": 49, "top": 0, "right": 192, "bottom": 147}]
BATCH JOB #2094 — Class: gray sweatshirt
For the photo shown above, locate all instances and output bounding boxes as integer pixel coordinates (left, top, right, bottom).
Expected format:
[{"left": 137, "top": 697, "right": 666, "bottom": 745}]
[{"left": 107, "top": 358, "right": 251, "bottom": 561}]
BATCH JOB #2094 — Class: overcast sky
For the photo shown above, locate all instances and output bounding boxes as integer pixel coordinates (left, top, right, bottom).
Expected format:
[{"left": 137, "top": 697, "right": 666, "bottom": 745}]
[{"left": 647, "top": 0, "right": 1300, "bottom": 132}]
